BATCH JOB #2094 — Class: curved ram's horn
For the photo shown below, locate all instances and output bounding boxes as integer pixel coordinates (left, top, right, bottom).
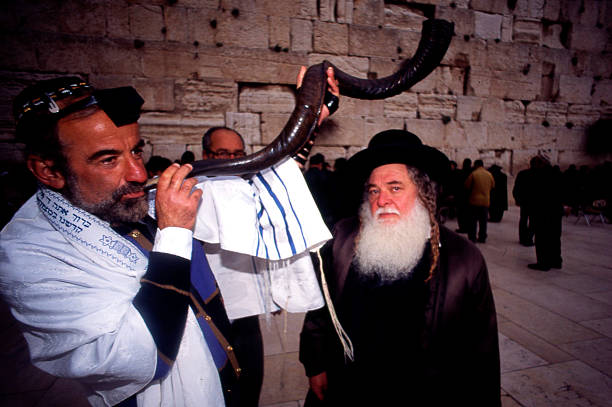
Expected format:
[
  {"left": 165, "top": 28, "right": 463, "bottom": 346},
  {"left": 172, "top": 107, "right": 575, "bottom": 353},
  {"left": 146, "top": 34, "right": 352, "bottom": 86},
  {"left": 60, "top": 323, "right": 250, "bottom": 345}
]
[{"left": 145, "top": 19, "right": 453, "bottom": 189}]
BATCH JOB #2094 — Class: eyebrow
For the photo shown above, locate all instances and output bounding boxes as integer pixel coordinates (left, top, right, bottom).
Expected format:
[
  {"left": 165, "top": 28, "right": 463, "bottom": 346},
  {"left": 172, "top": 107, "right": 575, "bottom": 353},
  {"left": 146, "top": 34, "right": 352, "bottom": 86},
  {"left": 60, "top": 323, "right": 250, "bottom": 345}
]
[
  {"left": 87, "top": 139, "right": 145, "bottom": 162},
  {"left": 366, "top": 180, "right": 403, "bottom": 189}
]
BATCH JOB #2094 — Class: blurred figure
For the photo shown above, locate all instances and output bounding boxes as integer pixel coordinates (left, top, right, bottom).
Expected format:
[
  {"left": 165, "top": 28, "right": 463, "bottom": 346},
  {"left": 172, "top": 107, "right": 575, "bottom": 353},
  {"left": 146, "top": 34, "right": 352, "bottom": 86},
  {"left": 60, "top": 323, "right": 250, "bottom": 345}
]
[
  {"left": 304, "top": 153, "right": 333, "bottom": 227},
  {"left": 455, "top": 158, "right": 472, "bottom": 233},
  {"left": 180, "top": 150, "right": 195, "bottom": 165},
  {"left": 488, "top": 164, "right": 508, "bottom": 222},
  {"left": 464, "top": 160, "right": 495, "bottom": 243},
  {"left": 145, "top": 155, "right": 172, "bottom": 178}
]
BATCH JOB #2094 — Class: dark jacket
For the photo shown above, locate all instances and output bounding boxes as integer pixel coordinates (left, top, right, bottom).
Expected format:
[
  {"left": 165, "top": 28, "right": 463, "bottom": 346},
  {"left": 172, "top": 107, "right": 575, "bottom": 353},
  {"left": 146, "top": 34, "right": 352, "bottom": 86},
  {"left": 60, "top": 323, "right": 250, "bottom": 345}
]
[{"left": 299, "top": 217, "right": 501, "bottom": 406}]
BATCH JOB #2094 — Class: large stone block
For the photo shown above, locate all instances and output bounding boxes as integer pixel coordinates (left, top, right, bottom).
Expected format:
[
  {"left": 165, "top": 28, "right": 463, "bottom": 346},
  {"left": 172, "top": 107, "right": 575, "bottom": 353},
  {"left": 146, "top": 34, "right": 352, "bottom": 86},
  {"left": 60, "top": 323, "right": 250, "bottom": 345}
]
[
  {"left": 404, "top": 118, "right": 463, "bottom": 149},
  {"left": 384, "top": 4, "right": 427, "bottom": 31},
  {"left": 164, "top": 6, "right": 189, "bottom": 42},
  {"left": 554, "top": 127, "right": 586, "bottom": 150},
  {"left": 480, "top": 97, "right": 505, "bottom": 123},
  {"left": 418, "top": 94, "right": 457, "bottom": 120},
  {"left": 291, "top": 18, "right": 313, "bottom": 52},
  {"left": 474, "top": 11, "right": 502, "bottom": 40},
  {"left": 487, "top": 122, "right": 524, "bottom": 150},
  {"left": 130, "top": 4, "right": 164, "bottom": 41},
  {"left": 436, "top": 7, "right": 474, "bottom": 37},
  {"left": 505, "top": 100, "right": 527, "bottom": 123},
  {"left": 383, "top": 93, "right": 418, "bottom": 118},
  {"left": 214, "top": 10, "right": 269, "bottom": 49},
  {"left": 225, "top": 112, "right": 261, "bottom": 145},
  {"left": 269, "top": 16, "right": 291, "bottom": 49},
  {"left": 466, "top": 67, "right": 492, "bottom": 97},
  {"left": 456, "top": 96, "right": 484, "bottom": 121},
  {"left": 189, "top": 8, "right": 218, "bottom": 47},
  {"left": 0, "top": 34, "right": 38, "bottom": 71},
  {"left": 134, "top": 78, "right": 175, "bottom": 112},
  {"left": 349, "top": 25, "right": 398, "bottom": 58},
  {"left": 470, "top": 0, "right": 510, "bottom": 14},
  {"left": 557, "top": 75, "right": 593, "bottom": 104},
  {"left": 309, "top": 54, "right": 369, "bottom": 78},
  {"left": 352, "top": 0, "right": 384, "bottom": 26},
  {"left": 545, "top": 102, "right": 568, "bottom": 127},
  {"left": 513, "top": 18, "right": 542, "bottom": 44},
  {"left": 315, "top": 115, "right": 368, "bottom": 146},
  {"left": 522, "top": 123, "right": 558, "bottom": 149},
  {"left": 543, "top": 0, "right": 561, "bottom": 20},
  {"left": 463, "top": 121, "right": 489, "bottom": 149},
  {"left": 570, "top": 25, "right": 608, "bottom": 53},
  {"left": 221, "top": 0, "right": 317, "bottom": 18},
  {"left": 175, "top": 79, "right": 237, "bottom": 113},
  {"left": 501, "top": 15, "right": 513, "bottom": 42},
  {"left": 338, "top": 98, "right": 384, "bottom": 118},
  {"left": 567, "top": 104, "right": 600, "bottom": 128},
  {"left": 239, "top": 85, "right": 295, "bottom": 113},
  {"left": 314, "top": 21, "right": 349, "bottom": 55},
  {"left": 397, "top": 29, "right": 426, "bottom": 60},
  {"left": 542, "top": 23, "right": 565, "bottom": 49},
  {"left": 364, "top": 116, "right": 404, "bottom": 142},
  {"left": 525, "top": 101, "right": 547, "bottom": 124},
  {"left": 260, "top": 113, "right": 290, "bottom": 144},
  {"left": 592, "top": 79, "right": 612, "bottom": 106}
]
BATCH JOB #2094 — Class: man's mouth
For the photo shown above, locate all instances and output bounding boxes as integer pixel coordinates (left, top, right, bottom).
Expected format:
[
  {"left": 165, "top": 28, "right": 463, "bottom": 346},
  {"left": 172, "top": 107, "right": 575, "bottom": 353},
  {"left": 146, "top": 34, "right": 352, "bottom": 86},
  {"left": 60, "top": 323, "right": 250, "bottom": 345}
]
[{"left": 121, "top": 190, "right": 145, "bottom": 200}]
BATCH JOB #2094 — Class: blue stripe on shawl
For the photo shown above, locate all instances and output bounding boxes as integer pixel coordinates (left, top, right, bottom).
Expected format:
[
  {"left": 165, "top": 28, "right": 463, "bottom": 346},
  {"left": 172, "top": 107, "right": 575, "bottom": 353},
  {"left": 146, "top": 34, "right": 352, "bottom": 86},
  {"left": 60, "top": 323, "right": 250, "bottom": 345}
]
[
  {"left": 256, "top": 173, "right": 296, "bottom": 256},
  {"left": 271, "top": 166, "right": 307, "bottom": 249},
  {"left": 190, "top": 240, "right": 227, "bottom": 369}
]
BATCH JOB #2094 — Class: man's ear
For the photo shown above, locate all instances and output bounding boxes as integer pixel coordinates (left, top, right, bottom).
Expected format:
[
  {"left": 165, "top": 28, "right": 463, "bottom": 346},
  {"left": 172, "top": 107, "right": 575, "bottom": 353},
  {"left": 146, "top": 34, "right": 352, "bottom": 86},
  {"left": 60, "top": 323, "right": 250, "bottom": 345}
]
[{"left": 27, "top": 156, "right": 65, "bottom": 190}]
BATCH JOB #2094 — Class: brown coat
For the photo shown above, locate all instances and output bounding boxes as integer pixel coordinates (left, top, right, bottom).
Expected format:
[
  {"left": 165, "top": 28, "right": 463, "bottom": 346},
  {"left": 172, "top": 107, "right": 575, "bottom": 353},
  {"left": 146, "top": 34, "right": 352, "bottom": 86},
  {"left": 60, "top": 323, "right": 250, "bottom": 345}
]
[{"left": 299, "top": 217, "right": 501, "bottom": 406}]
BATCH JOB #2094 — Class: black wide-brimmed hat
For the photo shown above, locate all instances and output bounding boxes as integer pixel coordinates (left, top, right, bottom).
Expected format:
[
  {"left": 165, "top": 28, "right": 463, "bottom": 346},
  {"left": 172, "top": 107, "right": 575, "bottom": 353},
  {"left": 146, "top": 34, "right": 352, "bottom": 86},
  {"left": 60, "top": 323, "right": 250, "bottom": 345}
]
[{"left": 347, "top": 129, "right": 450, "bottom": 187}]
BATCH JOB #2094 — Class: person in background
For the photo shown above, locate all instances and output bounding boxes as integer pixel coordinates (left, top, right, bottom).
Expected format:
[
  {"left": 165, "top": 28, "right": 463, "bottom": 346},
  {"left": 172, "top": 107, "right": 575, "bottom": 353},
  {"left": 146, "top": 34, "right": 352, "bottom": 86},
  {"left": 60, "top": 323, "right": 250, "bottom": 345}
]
[
  {"left": 512, "top": 158, "right": 536, "bottom": 246},
  {"left": 464, "top": 159, "right": 495, "bottom": 243},
  {"left": 488, "top": 164, "right": 508, "bottom": 222},
  {"left": 200, "top": 125, "right": 263, "bottom": 407},
  {"left": 455, "top": 157, "right": 472, "bottom": 233}
]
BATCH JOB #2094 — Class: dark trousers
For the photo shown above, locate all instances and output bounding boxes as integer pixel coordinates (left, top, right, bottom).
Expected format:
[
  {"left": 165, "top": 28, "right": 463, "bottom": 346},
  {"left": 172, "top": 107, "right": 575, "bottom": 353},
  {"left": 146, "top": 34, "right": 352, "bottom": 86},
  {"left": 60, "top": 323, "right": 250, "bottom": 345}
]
[
  {"left": 532, "top": 212, "right": 563, "bottom": 267},
  {"left": 468, "top": 205, "right": 489, "bottom": 242},
  {"left": 518, "top": 206, "right": 534, "bottom": 245},
  {"left": 231, "top": 315, "right": 264, "bottom": 407}
]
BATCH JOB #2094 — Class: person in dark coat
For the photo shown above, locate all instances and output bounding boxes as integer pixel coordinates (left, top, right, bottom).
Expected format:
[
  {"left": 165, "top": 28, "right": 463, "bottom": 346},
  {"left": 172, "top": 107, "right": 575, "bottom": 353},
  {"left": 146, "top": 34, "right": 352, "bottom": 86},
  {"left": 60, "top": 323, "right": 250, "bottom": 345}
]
[
  {"left": 488, "top": 164, "right": 508, "bottom": 222},
  {"left": 305, "top": 153, "right": 334, "bottom": 227},
  {"left": 299, "top": 130, "right": 500, "bottom": 407},
  {"left": 512, "top": 158, "right": 536, "bottom": 246},
  {"left": 528, "top": 156, "right": 564, "bottom": 271},
  {"left": 455, "top": 158, "right": 472, "bottom": 233}
]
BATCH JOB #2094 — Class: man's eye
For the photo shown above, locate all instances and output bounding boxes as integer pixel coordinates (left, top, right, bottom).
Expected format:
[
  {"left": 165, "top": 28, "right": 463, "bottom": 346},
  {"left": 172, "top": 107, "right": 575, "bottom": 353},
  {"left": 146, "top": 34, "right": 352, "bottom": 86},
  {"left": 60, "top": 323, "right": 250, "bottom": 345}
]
[
  {"left": 101, "top": 157, "right": 117, "bottom": 165},
  {"left": 133, "top": 149, "right": 144, "bottom": 158},
  {"left": 368, "top": 189, "right": 379, "bottom": 195},
  {"left": 392, "top": 186, "right": 401, "bottom": 192}
]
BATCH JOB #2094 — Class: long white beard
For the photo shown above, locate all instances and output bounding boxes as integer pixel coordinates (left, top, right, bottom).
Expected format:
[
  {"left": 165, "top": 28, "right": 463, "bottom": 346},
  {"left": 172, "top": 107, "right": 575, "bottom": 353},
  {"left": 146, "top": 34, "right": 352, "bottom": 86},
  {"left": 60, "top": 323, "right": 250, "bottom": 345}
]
[{"left": 354, "top": 199, "right": 431, "bottom": 282}]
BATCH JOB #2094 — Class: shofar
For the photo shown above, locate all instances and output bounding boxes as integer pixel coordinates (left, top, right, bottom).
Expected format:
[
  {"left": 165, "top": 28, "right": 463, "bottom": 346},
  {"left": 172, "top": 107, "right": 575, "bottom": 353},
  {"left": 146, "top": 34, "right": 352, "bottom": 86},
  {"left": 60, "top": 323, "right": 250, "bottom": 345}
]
[{"left": 146, "top": 18, "right": 453, "bottom": 189}]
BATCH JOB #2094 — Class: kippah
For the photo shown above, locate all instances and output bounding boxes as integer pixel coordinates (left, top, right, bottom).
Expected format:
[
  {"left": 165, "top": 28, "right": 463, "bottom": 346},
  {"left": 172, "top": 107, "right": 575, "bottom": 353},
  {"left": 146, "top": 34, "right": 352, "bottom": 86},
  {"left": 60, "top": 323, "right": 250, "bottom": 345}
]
[{"left": 13, "top": 76, "right": 92, "bottom": 126}]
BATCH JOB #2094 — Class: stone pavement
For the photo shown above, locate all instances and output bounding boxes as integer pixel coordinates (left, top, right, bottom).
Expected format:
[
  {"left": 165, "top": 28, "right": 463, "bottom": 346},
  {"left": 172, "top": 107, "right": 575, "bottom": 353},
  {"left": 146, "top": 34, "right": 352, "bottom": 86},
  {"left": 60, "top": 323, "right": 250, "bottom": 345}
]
[
  {"left": 0, "top": 206, "right": 610, "bottom": 406},
  {"left": 258, "top": 206, "right": 612, "bottom": 407}
]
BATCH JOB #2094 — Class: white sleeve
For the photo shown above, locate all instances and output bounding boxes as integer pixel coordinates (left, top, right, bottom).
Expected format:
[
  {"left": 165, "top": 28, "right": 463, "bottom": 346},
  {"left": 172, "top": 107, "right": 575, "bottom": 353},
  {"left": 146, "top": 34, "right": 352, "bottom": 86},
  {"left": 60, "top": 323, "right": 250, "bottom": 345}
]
[{"left": 153, "top": 227, "right": 193, "bottom": 260}]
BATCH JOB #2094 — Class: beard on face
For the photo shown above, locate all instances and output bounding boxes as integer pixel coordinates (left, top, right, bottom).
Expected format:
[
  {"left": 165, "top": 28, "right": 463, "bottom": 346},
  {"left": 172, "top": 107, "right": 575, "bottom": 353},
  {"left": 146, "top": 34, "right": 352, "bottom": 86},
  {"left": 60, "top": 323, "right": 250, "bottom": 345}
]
[
  {"left": 62, "top": 171, "right": 149, "bottom": 225},
  {"left": 354, "top": 198, "right": 431, "bottom": 282}
]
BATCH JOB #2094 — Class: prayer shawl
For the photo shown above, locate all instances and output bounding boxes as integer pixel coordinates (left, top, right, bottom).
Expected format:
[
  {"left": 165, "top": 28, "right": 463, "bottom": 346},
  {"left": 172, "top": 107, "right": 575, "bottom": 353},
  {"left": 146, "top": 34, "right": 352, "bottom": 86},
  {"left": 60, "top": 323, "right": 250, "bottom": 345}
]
[
  {"left": 0, "top": 188, "right": 224, "bottom": 406},
  {"left": 192, "top": 158, "right": 329, "bottom": 320}
]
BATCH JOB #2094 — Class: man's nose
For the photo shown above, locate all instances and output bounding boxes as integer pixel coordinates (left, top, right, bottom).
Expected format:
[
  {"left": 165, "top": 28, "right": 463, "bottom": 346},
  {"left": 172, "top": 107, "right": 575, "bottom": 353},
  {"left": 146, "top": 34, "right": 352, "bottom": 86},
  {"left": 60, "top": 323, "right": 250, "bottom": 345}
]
[
  {"left": 377, "top": 190, "right": 392, "bottom": 207},
  {"left": 126, "top": 157, "right": 148, "bottom": 183}
]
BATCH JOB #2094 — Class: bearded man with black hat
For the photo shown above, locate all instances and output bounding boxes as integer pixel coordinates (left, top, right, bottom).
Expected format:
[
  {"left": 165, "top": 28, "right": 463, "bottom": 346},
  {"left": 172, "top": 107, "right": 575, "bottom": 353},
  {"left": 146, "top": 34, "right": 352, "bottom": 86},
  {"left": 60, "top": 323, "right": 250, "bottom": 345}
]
[{"left": 299, "top": 129, "right": 501, "bottom": 406}]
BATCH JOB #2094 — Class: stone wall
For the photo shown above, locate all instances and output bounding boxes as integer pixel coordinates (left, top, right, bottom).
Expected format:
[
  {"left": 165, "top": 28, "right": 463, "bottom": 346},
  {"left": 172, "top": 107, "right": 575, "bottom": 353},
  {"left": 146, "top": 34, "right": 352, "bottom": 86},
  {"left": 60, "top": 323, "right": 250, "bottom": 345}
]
[{"left": 1, "top": 0, "right": 611, "bottom": 175}]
